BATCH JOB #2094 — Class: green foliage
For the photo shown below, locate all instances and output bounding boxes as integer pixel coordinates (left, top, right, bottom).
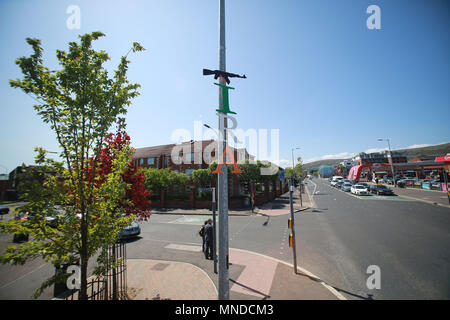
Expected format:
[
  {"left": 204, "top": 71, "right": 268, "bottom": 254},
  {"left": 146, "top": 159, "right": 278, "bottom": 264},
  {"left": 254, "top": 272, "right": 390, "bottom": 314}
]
[
  {"left": 237, "top": 161, "right": 260, "bottom": 183},
  {"left": 237, "top": 160, "right": 279, "bottom": 183},
  {"left": 143, "top": 168, "right": 191, "bottom": 193},
  {"left": 285, "top": 157, "right": 304, "bottom": 179},
  {"left": 192, "top": 169, "right": 213, "bottom": 188},
  {"left": 2, "top": 32, "right": 144, "bottom": 299}
]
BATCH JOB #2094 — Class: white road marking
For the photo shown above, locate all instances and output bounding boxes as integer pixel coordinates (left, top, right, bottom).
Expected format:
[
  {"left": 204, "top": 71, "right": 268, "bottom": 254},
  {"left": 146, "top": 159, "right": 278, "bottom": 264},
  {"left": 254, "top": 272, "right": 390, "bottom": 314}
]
[
  {"left": 0, "top": 263, "right": 48, "bottom": 289},
  {"left": 165, "top": 243, "right": 202, "bottom": 252},
  {"left": 231, "top": 247, "right": 347, "bottom": 300}
]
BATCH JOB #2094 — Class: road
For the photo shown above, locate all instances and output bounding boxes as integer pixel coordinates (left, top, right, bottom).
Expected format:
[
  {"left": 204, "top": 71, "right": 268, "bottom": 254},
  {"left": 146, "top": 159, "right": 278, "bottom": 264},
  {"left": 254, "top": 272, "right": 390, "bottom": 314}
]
[
  {"left": 123, "top": 181, "right": 450, "bottom": 300},
  {"left": 1, "top": 181, "right": 449, "bottom": 300},
  {"left": 294, "top": 178, "right": 450, "bottom": 299}
]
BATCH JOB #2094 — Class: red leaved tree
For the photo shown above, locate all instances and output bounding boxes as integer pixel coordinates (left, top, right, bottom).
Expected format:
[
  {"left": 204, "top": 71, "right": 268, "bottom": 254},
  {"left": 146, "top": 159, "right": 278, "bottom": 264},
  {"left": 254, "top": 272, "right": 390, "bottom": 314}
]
[{"left": 89, "top": 121, "right": 151, "bottom": 221}]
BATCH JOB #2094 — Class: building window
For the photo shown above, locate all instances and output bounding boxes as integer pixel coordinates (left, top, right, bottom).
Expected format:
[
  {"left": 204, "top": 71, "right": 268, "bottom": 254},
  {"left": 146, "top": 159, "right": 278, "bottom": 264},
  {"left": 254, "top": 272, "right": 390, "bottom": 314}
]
[
  {"left": 139, "top": 158, "right": 144, "bottom": 166},
  {"left": 185, "top": 153, "right": 195, "bottom": 163},
  {"left": 148, "top": 157, "right": 154, "bottom": 165},
  {"left": 185, "top": 169, "right": 194, "bottom": 176},
  {"left": 165, "top": 156, "right": 170, "bottom": 168}
]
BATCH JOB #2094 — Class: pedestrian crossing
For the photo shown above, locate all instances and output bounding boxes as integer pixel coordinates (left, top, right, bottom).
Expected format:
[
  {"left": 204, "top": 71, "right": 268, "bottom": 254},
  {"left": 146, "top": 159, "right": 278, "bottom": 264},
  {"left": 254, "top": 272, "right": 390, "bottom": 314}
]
[
  {"left": 164, "top": 243, "right": 202, "bottom": 252},
  {"left": 167, "top": 215, "right": 212, "bottom": 225}
]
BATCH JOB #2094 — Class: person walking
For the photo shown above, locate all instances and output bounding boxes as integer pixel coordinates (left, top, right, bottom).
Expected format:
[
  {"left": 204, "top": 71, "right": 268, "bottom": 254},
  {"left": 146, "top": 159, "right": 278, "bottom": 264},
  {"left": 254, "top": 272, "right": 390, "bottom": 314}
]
[{"left": 204, "top": 219, "right": 214, "bottom": 260}]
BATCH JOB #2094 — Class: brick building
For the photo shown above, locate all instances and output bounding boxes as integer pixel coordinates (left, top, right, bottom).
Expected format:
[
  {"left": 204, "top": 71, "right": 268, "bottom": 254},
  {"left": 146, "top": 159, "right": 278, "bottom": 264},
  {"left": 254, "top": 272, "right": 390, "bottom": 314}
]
[{"left": 132, "top": 140, "right": 287, "bottom": 209}]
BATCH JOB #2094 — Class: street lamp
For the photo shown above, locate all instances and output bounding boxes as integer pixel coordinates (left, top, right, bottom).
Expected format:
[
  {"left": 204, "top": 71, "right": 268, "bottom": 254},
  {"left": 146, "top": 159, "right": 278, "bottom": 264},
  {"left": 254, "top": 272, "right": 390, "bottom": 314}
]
[
  {"left": 291, "top": 147, "right": 302, "bottom": 207},
  {"left": 378, "top": 138, "right": 396, "bottom": 187},
  {"left": 291, "top": 147, "right": 300, "bottom": 179}
]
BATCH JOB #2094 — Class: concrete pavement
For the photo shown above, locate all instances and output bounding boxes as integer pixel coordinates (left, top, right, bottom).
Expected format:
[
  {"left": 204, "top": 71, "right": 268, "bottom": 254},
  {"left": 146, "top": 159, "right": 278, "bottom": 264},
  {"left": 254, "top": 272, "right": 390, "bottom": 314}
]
[{"left": 125, "top": 247, "right": 341, "bottom": 300}]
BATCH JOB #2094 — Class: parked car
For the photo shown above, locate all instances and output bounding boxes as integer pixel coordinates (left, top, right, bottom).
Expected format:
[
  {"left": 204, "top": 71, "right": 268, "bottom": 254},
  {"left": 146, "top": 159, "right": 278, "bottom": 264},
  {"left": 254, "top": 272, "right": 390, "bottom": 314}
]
[
  {"left": 0, "top": 204, "right": 9, "bottom": 215},
  {"left": 351, "top": 184, "right": 369, "bottom": 195},
  {"left": 22, "top": 206, "right": 63, "bottom": 228},
  {"left": 12, "top": 212, "right": 31, "bottom": 242},
  {"left": 355, "top": 182, "right": 369, "bottom": 189},
  {"left": 331, "top": 177, "right": 343, "bottom": 187},
  {"left": 369, "top": 184, "right": 394, "bottom": 195},
  {"left": 383, "top": 177, "right": 394, "bottom": 185},
  {"left": 119, "top": 221, "right": 141, "bottom": 240},
  {"left": 335, "top": 181, "right": 345, "bottom": 189},
  {"left": 341, "top": 183, "right": 353, "bottom": 192},
  {"left": 430, "top": 180, "right": 441, "bottom": 188},
  {"left": 397, "top": 177, "right": 417, "bottom": 187}
]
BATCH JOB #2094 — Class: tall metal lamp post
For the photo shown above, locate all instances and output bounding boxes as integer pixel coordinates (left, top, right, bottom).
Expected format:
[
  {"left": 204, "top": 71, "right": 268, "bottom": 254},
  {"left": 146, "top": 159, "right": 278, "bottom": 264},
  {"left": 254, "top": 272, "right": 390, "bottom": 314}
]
[
  {"left": 378, "top": 138, "right": 396, "bottom": 187},
  {"left": 291, "top": 147, "right": 301, "bottom": 206}
]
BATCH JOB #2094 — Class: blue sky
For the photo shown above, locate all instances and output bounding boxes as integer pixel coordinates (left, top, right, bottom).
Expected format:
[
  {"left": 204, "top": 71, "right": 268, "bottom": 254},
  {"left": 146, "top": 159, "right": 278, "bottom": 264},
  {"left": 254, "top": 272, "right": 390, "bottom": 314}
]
[{"left": 0, "top": 0, "right": 449, "bottom": 173}]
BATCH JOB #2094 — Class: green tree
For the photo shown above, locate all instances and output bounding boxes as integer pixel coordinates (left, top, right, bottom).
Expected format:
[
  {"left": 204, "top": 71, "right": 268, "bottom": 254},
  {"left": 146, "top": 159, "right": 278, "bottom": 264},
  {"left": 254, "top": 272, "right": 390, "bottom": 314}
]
[
  {"left": 192, "top": 168, "right": 213, "bottom": 188},
  {"left": 170, "top": 170, "right": 191, "bottom": 187},
  {"left": 143, "top": 168, "right": 191, "bottom": 193},
  {"left": 1, "top": 32, "right": 145, "bottom": 299},
  {"left": 143, "top": 168, "right": 171, "bottom": 193},
  {"left": 237, "top": 161, "right": 260, "bottom": 185},
  {"left": 285, "top": 157, "right": 304, "bottom": 179}
]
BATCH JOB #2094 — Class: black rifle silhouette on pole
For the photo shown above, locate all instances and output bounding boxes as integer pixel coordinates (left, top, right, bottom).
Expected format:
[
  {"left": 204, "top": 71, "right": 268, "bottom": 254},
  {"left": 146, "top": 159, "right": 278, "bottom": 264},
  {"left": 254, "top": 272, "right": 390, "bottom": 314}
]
[{"left": 203, "top": 69, "right": 247, "bottom": 85}]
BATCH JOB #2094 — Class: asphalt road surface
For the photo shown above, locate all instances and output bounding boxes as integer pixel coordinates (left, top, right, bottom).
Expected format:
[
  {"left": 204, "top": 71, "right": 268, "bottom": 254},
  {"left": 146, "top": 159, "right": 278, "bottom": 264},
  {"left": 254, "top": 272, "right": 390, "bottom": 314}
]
[{"left": 293, "top": 178, "right": 450, "bottom": 300}]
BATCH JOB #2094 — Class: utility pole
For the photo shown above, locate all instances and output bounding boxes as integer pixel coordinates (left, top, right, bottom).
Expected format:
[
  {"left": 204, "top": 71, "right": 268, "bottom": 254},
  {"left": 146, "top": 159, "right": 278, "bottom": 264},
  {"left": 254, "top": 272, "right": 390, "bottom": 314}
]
[
  {"left": 292, "top": 147, "right": 302, "bottom": 206},
  {"left": 217, "top": 0, "right": 229, "bottom": 300},
  {"left": 211, "top": 187, "right": 218, "bottom": 274},
  {"left": 378, "top": 138, "right": 396, "bottom": 187},
  {"left": 288, "top": 179, "right": 298, "bottom": 274}
]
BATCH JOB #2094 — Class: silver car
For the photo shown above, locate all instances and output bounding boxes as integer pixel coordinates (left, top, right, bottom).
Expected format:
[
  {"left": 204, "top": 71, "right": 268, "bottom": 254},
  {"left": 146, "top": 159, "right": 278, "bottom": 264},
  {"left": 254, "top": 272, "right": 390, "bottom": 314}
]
[
  {"left": 119, "top": 221, "right": 141, "bottom": 240},
  {"left": 341, "top": 182, "right": 353, "bottom": 192}
]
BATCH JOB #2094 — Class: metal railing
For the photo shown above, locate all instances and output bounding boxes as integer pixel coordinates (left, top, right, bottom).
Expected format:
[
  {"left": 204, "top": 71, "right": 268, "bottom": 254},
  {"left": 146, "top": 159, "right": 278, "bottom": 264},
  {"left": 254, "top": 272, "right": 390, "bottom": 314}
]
[{"left": 63, "top": 242, "right": 127, "bottom": 300}]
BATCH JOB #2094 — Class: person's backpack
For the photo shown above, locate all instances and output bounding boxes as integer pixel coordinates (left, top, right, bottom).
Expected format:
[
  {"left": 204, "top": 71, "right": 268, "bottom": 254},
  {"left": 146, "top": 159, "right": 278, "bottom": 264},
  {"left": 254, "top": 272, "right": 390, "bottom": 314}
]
[{"left": 198, "top": 225, "right": 205, "bottom": 237}]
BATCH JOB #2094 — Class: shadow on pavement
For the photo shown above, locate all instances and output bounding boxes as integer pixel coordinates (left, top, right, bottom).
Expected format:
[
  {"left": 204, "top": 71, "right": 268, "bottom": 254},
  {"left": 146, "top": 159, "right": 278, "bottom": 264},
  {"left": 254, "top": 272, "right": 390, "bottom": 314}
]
[
  {"left": 294, "top": 271, "right": 375, "bottom": 300},
  {"left": 258, "top": 213, "right": 271, "bottom": 226},
  {"left": 229, "top": 278, "right": 271, "bottom": 300},
  {"left": 119, "top": 236, "right": 143, "bottom": 244}
]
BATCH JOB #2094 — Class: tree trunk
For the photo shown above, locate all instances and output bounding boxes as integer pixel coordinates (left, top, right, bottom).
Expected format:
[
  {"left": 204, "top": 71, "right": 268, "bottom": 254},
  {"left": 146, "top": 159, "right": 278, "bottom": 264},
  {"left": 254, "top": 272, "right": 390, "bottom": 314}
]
[
  {"left": 112, "top": 245, "right": 117, "bottom": 300},
  {"left": 79, "top": 213, "right": 88, "bottom": 300}
]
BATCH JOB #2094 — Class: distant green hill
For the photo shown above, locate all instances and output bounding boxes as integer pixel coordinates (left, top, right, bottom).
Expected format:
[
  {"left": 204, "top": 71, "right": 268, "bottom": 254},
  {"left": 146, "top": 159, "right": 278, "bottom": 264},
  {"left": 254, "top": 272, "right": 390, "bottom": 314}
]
[
  {"left": 394, "top": 143, "right": 450, "bottom": 158},
  {"left": 303, "top": 142, "right": 450, "bottom": 172},
  {"left": 303, "top": 159, "right": 345, "bottom": 171}
]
